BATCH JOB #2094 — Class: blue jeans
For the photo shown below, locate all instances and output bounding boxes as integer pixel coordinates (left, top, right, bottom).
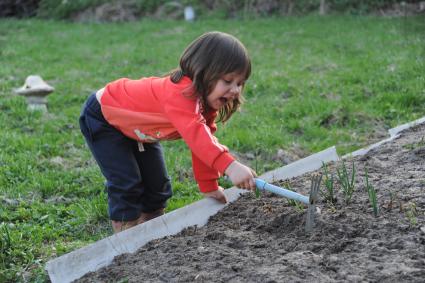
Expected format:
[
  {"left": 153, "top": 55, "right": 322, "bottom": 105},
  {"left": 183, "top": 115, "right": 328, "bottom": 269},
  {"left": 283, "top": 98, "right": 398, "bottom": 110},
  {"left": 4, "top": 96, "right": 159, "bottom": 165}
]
[{"left": 79, "top": 94, "right": 172, "bottom": 221}]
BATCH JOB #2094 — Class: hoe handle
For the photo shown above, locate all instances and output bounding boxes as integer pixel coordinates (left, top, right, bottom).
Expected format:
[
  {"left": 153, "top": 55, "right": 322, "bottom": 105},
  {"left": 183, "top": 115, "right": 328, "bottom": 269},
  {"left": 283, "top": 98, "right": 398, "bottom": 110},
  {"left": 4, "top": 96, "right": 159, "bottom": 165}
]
[{"left": 255, "top": 178, "right": 309, "bottom": 205}]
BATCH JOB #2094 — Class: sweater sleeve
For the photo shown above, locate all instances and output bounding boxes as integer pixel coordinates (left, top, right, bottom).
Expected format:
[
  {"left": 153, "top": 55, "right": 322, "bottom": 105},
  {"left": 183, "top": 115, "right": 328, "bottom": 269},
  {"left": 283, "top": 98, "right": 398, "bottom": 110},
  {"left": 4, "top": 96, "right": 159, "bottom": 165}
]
[
  {"left": 191, "top": 112, "right": 235, "bottom": 192},
  {"left": 162, "top": 89, "right": 234, "bottom": 193}
]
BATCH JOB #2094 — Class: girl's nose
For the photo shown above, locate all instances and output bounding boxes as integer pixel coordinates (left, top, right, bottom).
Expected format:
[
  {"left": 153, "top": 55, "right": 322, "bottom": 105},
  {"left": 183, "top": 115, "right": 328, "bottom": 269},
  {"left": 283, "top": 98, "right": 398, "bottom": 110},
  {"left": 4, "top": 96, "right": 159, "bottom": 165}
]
[{"left": 230, "top": 84, "right": 241, "bottom": 95}]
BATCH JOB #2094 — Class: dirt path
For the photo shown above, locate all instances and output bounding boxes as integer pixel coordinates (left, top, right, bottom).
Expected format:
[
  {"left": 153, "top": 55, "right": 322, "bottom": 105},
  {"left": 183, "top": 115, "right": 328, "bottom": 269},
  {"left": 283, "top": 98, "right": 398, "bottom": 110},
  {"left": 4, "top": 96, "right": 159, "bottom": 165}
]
[{"left": 77, "top": 123, "right": 425, "bottom": 283}]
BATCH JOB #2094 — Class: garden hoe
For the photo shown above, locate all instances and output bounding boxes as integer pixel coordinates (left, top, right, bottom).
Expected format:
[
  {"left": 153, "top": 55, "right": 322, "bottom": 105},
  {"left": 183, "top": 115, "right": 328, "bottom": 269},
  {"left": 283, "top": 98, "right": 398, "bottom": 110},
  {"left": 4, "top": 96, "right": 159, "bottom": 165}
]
[{"left": 255, "top": 173, "right": 322, "bottom": 233}]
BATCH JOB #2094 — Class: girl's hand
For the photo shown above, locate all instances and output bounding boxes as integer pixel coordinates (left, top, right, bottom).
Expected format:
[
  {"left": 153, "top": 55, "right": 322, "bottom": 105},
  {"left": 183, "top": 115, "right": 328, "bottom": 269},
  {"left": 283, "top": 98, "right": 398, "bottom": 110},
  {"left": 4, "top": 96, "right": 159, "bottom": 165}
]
[
  {"left": 224, "top": 161, "right": 257, "bottom": 190},
  {"left": 202, "top": 186, "right": 228, "bottom": 204}
]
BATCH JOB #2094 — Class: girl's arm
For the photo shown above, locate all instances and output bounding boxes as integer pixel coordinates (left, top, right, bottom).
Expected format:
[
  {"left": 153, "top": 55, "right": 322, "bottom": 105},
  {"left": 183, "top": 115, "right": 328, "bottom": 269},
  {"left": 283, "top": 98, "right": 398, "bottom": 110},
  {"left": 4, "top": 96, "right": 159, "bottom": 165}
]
[{"left": 162, "top": 92, "right": 234, "bottom": 192}]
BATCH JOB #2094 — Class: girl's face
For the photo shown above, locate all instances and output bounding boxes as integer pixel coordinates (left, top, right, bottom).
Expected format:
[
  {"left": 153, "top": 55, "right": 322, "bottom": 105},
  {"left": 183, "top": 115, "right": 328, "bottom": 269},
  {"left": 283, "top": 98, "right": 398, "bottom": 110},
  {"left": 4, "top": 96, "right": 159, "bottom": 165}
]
[{"left": 207, "top": 72, "right": 246, "bottom": 111}]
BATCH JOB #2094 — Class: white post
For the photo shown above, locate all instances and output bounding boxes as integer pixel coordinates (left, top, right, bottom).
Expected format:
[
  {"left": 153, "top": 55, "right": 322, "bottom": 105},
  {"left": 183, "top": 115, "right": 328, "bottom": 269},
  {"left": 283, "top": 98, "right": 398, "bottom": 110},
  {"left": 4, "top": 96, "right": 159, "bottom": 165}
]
[{"left": 184, "top": 6, "right": 195, "bottom": 22}]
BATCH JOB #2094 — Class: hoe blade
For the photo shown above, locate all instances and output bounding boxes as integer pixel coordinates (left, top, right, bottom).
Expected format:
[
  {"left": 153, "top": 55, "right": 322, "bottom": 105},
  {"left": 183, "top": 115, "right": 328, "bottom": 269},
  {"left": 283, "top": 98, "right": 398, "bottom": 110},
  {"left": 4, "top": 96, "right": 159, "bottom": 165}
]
[{"left": 305, "top": 173, "right": 322, "bottom": 233}]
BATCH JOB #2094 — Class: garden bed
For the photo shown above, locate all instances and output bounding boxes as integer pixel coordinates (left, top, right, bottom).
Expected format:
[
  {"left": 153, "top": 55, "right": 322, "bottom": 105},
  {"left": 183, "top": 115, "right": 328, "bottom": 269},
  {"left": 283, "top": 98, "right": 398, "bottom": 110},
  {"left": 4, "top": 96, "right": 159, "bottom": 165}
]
[{"left": 77, "top": 123, "right": 425, "bottom": 282}]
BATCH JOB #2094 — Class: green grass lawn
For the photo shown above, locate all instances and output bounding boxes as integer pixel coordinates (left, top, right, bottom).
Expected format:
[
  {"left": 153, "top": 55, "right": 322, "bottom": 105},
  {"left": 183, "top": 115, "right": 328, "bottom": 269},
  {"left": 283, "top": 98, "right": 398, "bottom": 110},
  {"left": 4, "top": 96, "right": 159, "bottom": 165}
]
[{"left": 0, "top": 16, "right": 424, "bottom": 282}]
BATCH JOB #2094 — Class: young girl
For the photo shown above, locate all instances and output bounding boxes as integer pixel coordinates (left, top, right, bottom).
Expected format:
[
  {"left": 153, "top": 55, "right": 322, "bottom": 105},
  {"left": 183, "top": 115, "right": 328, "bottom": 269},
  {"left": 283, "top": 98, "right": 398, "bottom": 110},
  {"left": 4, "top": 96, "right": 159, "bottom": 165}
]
[{"left": 79, "top": 31, "right": 257, "bottom": 233}]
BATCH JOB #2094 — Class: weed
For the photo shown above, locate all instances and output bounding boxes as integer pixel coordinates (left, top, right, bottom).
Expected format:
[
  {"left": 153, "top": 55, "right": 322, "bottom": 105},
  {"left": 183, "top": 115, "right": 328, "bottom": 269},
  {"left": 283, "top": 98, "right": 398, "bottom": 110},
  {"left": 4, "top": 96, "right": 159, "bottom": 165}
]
[
  {"left": 406, "top": 202, "right": 418, "bottom": 226},
  {"left": 117, "top": 278, "right": 129, "bottom": 283},
  {"left": 255, "top": 186, "right": 261, "bottom": 198},
  {"left": 253, "top": 147, "right": 261, "bottom": 199},
  {"left": 0, "top": 224, "right": 12, "bottom": 267},
  {"left": 289, "top": 199, "right": 305, "bottom": 213},
  {"left": 284, "top": 182, "right": 306, "bottom": 213},
  {"left": 386, "top": 191, "right": 397, "bottom": 211},
  {"left": 365, "top": 168, "right": 379, "bottom": 217},
  {"left": 402, "top": 136, "right": 425, "bottom": 150},
  {"left": 320, "top": 162, "right": 337, "bottom": 204},
  {"left": 336, "top": 159, "right": 356, "bottom": 204}
]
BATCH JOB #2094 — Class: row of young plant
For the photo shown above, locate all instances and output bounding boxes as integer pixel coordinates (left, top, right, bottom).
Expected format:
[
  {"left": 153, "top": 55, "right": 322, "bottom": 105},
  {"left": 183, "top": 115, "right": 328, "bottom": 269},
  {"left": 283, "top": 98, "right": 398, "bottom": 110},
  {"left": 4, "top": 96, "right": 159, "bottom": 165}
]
[
  {"left": 264, "top": 160, "right": 380, "bottom": 217},
  {"left": 254, "top": 159, "right": 379, "bottom": 216},
  {"left": 321, "top": 160, "right": 379, "bottom": 217},
  {"left": 319, "top": 160, "right": 419, "bottom": 225}
]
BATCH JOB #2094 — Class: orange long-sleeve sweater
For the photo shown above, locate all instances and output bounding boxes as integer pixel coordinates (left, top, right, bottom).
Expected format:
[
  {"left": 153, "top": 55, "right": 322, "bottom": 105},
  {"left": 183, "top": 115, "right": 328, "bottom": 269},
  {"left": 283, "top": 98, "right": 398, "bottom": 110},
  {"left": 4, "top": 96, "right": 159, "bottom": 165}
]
[{"left": 98, "top": 76, "right": 235, "bottom": 192}]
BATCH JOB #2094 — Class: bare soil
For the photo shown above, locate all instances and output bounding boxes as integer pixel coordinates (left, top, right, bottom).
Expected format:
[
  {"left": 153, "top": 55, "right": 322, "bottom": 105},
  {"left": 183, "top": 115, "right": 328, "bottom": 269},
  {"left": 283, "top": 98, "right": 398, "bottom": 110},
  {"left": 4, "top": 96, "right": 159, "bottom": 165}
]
[{"left": 77, "top": 123, "right": 425, "bottom": 283}]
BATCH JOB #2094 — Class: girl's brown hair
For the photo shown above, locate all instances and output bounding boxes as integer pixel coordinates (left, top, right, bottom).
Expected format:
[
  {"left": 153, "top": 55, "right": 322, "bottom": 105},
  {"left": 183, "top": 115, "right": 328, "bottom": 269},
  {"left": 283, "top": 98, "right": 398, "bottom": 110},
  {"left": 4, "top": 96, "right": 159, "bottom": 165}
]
[{"left": 170, "top": 31, "right": 251, "bottom": 123}]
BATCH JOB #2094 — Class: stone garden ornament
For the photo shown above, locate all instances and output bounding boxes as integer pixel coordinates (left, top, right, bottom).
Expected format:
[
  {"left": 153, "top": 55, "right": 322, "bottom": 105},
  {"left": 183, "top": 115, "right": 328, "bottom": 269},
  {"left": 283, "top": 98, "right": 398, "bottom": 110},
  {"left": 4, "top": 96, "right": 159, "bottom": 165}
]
[{"left": 14, "top": 75, "right": 54, "bottom": 112}]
